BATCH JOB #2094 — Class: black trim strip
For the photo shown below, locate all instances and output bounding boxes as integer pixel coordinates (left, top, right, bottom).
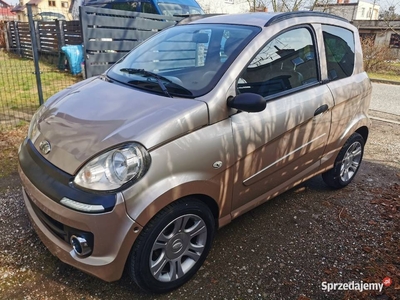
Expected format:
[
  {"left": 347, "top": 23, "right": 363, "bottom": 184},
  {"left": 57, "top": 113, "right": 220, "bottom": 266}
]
[
  {"left": 19, "top": 138, "right": 116, "bottom": 212},
  {"left": 265, "top": 12, "right": 349, "bottom": 27}
]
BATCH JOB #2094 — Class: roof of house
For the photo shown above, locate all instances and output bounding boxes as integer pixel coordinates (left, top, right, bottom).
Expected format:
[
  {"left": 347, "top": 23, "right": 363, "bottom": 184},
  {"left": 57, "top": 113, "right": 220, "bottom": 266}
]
[
  {"left": 0, "top": 0, "right": 11, "bottom": 8},
  {"left": 0, "top": 7, "right": 16, "bottom": 18},
  {"left": 11, "top": 4, "right": 24, "bottom": 12},
  {"left": 27, "top": 0, "right": 43, "bottom": 5}
]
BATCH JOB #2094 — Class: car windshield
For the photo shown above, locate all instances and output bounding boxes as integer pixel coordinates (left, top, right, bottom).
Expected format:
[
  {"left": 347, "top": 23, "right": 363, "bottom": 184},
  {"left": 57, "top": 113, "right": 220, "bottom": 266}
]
[
  {"left": 158, "top": 2, "right": 204, "bottom": 15},
  {"left": 108, "top": 24, "right": 260, "bottom": 98}
]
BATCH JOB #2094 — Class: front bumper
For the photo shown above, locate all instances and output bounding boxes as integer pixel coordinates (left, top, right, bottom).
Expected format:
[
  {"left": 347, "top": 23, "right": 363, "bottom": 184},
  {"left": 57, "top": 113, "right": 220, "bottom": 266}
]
[{"left": 18, "top": 141, "right": 142, "bottom": 282}]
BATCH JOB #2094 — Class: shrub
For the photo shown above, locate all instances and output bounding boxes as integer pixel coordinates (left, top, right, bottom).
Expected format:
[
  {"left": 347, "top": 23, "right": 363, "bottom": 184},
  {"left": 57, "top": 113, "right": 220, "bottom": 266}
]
[{"left": 361, "top": 36, "right": 396, "bottom": 72}]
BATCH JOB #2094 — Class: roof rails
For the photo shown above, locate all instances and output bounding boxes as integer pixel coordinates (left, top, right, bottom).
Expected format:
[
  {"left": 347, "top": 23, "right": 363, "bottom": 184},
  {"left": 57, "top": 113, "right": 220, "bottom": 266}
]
[{"left": 265, "top": 11, "right": 349, "bottom": 26}]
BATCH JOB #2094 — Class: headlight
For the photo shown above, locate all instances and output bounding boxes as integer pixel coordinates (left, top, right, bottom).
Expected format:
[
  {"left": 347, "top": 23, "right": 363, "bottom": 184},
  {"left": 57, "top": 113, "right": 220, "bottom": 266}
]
[
  {"left": 74, "top": 143, "right": 151, "bottom": 191},
  {"left": 28, "top": 105, "right": 46, "bottom": 143}
]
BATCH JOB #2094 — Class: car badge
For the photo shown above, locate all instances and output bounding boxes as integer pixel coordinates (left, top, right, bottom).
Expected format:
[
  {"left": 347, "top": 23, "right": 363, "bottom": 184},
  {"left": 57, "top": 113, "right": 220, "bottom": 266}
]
[{"left": 39, "top": 140, "right": 51, "bottom": 155}]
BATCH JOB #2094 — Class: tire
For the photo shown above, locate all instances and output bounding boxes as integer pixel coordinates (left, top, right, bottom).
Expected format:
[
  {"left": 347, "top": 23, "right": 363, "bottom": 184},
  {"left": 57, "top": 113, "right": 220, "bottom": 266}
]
[
  {"left": 322, "top": 132, "right": 365, "bottom": 189},
  {"left": 128, "top": 198, "right": 215, "bottom": 293}
]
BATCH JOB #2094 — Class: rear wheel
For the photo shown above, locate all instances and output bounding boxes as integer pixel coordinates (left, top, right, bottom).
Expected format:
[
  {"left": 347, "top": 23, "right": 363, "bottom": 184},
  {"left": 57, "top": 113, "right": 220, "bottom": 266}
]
[
  {"left": 128, "top": 198, "right": 215, "bottom": 293},
  {"left": 322, "top": 132, "right": 364, "bottom": 189}
]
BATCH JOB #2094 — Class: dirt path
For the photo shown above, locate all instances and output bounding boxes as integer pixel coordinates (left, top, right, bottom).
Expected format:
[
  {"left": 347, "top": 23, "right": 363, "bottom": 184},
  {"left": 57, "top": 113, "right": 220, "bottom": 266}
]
[{"left": 0, "top": 114, "right": 399, "bottom": 300}]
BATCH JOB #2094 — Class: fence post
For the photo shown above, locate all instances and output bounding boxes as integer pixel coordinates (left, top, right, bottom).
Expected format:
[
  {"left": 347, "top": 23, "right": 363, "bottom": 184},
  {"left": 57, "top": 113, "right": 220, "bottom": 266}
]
[
  {"left": 27, "top": 4, "right": 44, "bottom": 106},
  {"left": 3, "top": 22, "right": 10, "bottom": 51},
  {"left": 55, "top": 19, "right": 65, "bottom": 50},
  {"left": 34, "top": 21, "right": 41, "bottom": 52},
  {"left": 14, "top": 21, "right": 22, "bottom": 56}
]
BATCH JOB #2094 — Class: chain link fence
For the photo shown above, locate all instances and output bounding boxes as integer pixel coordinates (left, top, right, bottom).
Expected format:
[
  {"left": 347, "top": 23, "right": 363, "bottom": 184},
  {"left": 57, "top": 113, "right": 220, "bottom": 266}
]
[{"left": 0, "top": 7, "right": 83, "bottom": 129}]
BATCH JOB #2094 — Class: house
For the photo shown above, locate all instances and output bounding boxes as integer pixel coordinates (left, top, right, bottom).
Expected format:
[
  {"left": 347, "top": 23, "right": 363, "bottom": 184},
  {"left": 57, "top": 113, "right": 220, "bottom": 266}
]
[
  {"left": 11, "top": 0, "right": 72, "bottom": 22},
  {"left": 197, "top": 0, "right": 250, "bottom": 14},
  {"left": 353, "top": 19, "right": 400, "bottom": 58},
  {"left": 313, "top": 0, "right": 380, "bottom": 21},
  {"left": 313, "top": 0, "right": 400, "bottom": 59},
  {"left": 0, "top": 0, "right": 16, "bottom": 20}
]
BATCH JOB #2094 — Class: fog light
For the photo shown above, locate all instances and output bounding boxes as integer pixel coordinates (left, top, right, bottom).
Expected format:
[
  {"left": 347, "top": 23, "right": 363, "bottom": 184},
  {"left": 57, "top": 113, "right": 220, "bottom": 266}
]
[{"left": 70, "top": 235, "right": 92, "bottom": 257}]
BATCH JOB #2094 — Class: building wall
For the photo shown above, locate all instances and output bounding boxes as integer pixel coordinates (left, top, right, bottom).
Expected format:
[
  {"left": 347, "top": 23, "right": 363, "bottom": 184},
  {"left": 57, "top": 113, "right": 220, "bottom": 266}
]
[
  {"left": 14, "top": 0, "right": 72, "bottom": 21},
  {"left": 353, "top": 20, "right": 400, "bottom": 59},
  {"left": 314, "top": 3, "right": 358, "bottom": 21},
  {"left": 354, "top": 1, "right": 379, "bottom": 20},
  {"left": 197, "top": 0, "right": 250, "bottom": 14},
  {"left": 313, "top": 0, "right": 380, "bottom": 21}
]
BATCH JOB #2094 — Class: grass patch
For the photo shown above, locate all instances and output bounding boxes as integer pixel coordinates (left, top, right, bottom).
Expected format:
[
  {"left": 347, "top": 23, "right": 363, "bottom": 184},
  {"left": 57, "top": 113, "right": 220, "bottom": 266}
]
[
  {"left": 368, "top": 72, "right": 400, "bottom": 82},
  {"left": 368, "top": 60, "right": 400, "bottom": 82},
  {"left": 0, "top": 50, "right": 82, "bottom": 126}
]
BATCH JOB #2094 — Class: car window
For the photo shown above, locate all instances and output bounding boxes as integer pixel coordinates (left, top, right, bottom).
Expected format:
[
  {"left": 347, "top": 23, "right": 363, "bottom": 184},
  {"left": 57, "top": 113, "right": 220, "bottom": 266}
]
[
  {"left": 158, "top": 2, "right": 203, "bottom": 15},
  {"left": 238, "top": 27, "right": 319, "bottom": 98},
  {"left": 322, "top": 25, "right": 355, "bottom": 81},
  {"left": 107, "top": 1, "right": 139, "bottom": 12},
  {"left": 108, "top": 24, "right": 260, "bottom": 97}
]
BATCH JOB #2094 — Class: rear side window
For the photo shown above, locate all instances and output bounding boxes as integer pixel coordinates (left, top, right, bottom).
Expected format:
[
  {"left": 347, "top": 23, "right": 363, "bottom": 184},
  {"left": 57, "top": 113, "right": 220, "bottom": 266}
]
[{"left": 322, "top": 25, "right": 355, "bottom": 81}]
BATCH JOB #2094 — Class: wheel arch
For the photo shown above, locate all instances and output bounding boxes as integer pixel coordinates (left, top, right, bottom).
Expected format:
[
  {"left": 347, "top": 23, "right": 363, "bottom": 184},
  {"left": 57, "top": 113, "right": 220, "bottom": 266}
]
[
  {"left": 188, "top": 194, "right": 220, "bottom": 226},
  {"left": 355, "top": 126, "right": 369, "bottom": 143}
]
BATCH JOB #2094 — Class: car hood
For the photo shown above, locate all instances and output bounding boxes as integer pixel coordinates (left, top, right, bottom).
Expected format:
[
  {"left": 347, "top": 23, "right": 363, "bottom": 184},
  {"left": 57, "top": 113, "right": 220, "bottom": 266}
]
[{"left": 34, "top": 77, "right": 208, "bottom": 175}]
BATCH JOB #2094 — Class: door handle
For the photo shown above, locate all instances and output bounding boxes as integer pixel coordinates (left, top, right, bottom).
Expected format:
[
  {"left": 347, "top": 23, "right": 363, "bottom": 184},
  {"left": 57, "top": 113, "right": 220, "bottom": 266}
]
[{"left": 314, "top": 104, "right": 329, "bottom": 116}]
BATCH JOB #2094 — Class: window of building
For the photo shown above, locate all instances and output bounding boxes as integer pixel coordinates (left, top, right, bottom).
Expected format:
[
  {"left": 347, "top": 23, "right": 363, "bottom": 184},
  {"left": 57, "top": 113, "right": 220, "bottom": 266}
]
[
  {"left": 360, "top": 33, "right": 376, "bottom": 42},
  {"left": 238, "top": 27, "right": 318, "bottom": 98},
  {"left": 361, "top": 7, "right": 365, "bottom": 17},
  {"left": 61, "top": 1, "right": 69, "bottom": 8},
  {"left": 390, "top": 34, "right": 400, "bottom": 48},
  {"left": 48, "top": 0, "right": 56, "bottom": 7},
  {"left": 322, "top": 25, "right": 355, "bottom": 81}
]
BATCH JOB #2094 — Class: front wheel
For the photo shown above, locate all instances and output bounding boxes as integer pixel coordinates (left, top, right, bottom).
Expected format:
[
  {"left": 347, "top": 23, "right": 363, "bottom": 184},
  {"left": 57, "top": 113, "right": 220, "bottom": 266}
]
[
  {"left": 128, "top": 198, "right": 215, "bottom": 293},
  {"left": 322, "top": 132, "right": 365, "bottom": 189}
]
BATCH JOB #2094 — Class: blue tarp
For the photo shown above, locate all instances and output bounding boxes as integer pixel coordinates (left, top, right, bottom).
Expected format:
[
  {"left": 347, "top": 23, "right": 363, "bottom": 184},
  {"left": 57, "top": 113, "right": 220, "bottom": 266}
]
[{"left": 61, "top": 45, "right": 84, "bottom": 75}]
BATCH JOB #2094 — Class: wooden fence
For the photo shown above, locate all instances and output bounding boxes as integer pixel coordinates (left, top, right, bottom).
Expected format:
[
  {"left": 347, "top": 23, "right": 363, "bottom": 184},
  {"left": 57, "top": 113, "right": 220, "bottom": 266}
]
[{"left": 5, "top": 20, "right": 81, "bottom": 58}]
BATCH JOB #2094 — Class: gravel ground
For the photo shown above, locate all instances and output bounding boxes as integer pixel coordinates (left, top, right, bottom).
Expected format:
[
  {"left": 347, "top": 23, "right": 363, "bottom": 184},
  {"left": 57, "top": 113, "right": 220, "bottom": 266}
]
[{"left": 0, "top": 113, "right": 399, "bottom": 300}]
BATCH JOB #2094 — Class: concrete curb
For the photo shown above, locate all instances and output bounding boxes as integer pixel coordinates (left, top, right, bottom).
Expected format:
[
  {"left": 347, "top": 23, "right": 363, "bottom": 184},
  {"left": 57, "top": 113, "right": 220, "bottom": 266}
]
[
  {"left": 370, "top": 78, "right": 400, "bottom": 85},
  {"left": 370, "top": 116, "right": 400, "bottom": 125}
]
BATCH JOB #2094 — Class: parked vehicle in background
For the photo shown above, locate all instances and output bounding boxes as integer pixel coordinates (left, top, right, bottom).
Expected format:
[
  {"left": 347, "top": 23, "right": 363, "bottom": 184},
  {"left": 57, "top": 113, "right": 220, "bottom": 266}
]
[
  {"left": 18, "top": 11, "right": 371, "bottom": 294},
  {"left": 35, "top": 12, "right": 66, "bottom": 21},
  {"left": 83, "top": 0, "right": 204, "bottom": 15}
]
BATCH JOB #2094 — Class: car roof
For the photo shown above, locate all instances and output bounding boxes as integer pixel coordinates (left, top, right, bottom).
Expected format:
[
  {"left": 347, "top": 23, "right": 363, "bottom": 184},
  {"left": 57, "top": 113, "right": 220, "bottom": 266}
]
[{"left": 184, "top": 11, "right": 348, "bottom": 27}]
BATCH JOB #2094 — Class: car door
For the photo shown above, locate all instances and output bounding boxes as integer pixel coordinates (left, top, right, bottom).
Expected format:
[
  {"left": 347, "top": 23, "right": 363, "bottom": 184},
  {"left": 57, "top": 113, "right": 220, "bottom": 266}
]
[{"left": 230, "top": 26, "right": 334, "bottom": 217}]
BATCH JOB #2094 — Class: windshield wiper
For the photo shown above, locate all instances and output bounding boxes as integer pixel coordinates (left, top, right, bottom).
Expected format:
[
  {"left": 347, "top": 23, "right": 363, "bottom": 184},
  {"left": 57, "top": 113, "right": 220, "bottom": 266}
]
[{"left": 120, "top": 68, "right": 172, "bottom": 98}]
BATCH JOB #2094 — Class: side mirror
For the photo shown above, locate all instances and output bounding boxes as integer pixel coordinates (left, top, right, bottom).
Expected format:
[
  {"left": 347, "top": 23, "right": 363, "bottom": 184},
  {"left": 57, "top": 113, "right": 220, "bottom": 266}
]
[{"left": 227, "top": 93, "right": 267, "bottom": 113}]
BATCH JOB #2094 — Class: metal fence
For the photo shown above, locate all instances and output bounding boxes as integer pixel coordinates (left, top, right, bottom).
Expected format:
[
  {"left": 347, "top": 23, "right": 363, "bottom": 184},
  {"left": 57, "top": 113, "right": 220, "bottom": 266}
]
[
  {"left": 80, "top": 6, "right": 181, "bottom": 77},
  {"left": 0, "top": 5, "right": 183, "bottom": 129},
  {"left": 0, "top": 5, "right": 83, "bottom": 129}
]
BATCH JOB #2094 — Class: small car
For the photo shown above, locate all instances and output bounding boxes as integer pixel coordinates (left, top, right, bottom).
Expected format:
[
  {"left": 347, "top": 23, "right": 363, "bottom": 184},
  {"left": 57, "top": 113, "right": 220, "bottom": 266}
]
[
  {"left": 35, "top": 12, "right": 66, "bottom": 21},
  {"left": 19, "top": 11, "right": 371, "bottom": 293},
  {"left": 83, "top": 0, "right": 204, "bottom": 16}
]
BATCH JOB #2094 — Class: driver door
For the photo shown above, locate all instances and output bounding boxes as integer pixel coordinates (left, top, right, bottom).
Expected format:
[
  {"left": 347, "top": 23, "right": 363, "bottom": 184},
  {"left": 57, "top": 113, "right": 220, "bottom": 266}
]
[{"left": 230, "top": 26, "right": 334, "bottom": 216}]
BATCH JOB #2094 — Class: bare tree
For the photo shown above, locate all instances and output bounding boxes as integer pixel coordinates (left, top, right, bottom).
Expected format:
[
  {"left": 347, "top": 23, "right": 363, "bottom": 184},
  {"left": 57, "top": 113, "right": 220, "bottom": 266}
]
[
  {"left": 361, "top": 36, "right": 396, "bottom": 71},
  {"left": 246, "top": 0, "right": 308, "bottom": 12},
  {"left": 379, "top": 4, "right": 400, "bottom": 36},
  {"left": 309, "top": 0, "right": 335, "bottom": 12}
]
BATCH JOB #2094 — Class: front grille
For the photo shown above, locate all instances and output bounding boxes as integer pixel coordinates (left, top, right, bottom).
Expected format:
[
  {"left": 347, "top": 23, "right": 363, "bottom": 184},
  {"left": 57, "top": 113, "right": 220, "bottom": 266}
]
[
  {"left": 29, "top": 194, "right": 67, "bottom": 242},
  {"left": 26, "top": 191, "right": 94, "bottom": 250}
]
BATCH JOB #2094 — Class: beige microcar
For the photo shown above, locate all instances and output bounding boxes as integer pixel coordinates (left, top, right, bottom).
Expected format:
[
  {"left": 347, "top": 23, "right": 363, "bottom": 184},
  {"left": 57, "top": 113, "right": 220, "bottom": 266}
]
[{"left": 19, "top": 11, "right": 371, "bottom": 293}]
